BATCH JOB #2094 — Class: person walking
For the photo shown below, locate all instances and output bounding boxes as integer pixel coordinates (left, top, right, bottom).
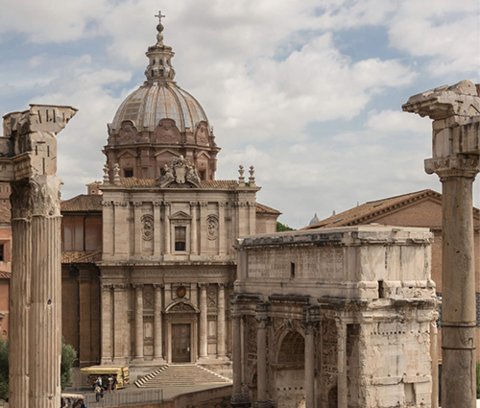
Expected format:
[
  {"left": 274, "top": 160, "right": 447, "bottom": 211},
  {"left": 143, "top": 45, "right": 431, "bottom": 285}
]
[{"left": 95, "top": 384, "right": 101, "bottom": 402}]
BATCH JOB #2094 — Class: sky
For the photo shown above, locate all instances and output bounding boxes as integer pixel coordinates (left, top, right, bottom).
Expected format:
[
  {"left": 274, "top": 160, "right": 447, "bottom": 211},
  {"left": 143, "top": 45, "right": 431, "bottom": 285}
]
[{"left": 0, "top": 0, "right": 479, "bottom": 229}]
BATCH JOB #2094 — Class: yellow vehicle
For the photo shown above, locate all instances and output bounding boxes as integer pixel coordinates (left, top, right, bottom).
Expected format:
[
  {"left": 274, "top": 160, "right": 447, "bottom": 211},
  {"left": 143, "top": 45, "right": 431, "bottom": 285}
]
[{"left": 80, "top": 366, "right": 130, "bottom": 390}]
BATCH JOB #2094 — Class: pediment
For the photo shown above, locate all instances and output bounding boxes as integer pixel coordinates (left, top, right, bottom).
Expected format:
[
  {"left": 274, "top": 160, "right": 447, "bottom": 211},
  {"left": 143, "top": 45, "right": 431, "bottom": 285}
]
[
  {"left": 165, "top": 300, "right": 199, "bottom": 314},
  {"left": 195, "top": 151, "right": 211, "bottom": 160},
  {"left": 154, "top": 148, "right": 181, "bottom": 157},
  {"left": 117, "top": 149, "right": 138, "bottom": 158},
  {"left": 170, "top": 210, "right": 192, "bottom": 221}
]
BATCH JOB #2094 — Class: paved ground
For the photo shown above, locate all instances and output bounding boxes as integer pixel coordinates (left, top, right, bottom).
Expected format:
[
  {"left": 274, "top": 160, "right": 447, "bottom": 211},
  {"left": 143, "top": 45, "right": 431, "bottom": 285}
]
[{"left": 65, "top": 381, "right": 229, "bottom": 402}]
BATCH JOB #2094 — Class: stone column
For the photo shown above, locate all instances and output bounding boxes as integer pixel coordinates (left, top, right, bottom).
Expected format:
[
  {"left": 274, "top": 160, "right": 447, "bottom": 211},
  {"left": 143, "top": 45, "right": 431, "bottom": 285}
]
[
  {"left": 440, "top": 167, "right": 478, "bottom": 407},
  {"left": 217, "top": 283, "right": 227, "bottom": 359},
  {"left": 100, "top": 284, "right": 113, "bottom": 364},
  {"left": 199, "top": 283, "right": 209, "bottom": 359},
  {"left": 218, "top": 202, "right": 226, "bottom": 256},
  {"left": 305, "top": 323, "right": 315, "bottom": 408},
  {"left": 102, "top": 201, "right": 114, "bottom": 258},
  {"left": 336, "top": 318, "right": 347, "bottom": 408},
  {"left": 199, "top": 202, "right": 208, "bottom": 253},
  {"left": 3, "top": 105, "right": 77, "bottom": 408},
  {"left": 248, "top": 202, "right": 256, "bottom": 235},
  {"left": 133, "top": 284, "right": 144, "bottom": 362},
  {"left": 164, "top": 202, "right": 171, "bottom": 255},
  {"left": 134, "top": 202, "right": 142, "bottom": 257},
  {"left": 403, "top": 81, "right": 480, "bottom": 408},
  {"left": 230, "top": 302, "right": 249, "bottom": 408},
  {"left": 153, "top": 284, "right": 165, "bottom": 362},
  {"left": 190, "top": 201, "right": 197, "bottom": 255},
  {"left": 153, "top": 202, "right": 162, "bottom": 257},
  {"left": 114, "top": 201, "right": 129, "bottom": 257},
  {"left": 430, "top": 315, "right": 439, "bottom": 408},
  {"left": 255, "top": 303, "right": 271, "bottom": 408},
  {"left": 113, "top": 284, "right": 128, "bottom": 364}
]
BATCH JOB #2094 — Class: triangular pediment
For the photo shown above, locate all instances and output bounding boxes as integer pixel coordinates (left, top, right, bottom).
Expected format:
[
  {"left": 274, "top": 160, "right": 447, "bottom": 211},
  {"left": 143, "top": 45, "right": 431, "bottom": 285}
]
[
  {"left": 170, "top": 210, "right": 192, "bottom": 220},
  {"left": 117, "top": 149, "right": 138, "bottom": 158},
  {"left": 154, "top": 148, "right": 181, "bottom": 157}
]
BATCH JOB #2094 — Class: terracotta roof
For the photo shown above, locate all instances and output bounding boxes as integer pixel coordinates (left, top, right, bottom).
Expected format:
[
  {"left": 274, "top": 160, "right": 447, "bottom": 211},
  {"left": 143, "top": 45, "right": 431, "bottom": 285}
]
[
  {"left": 256, "top": 203, "right": 282, "bottom": 215},
  {"left": 120, "top": 177, "right": 239, "bottom": 189},
  {"left": 303, "top": 189, "right": 480, "bottom": 230},
  {"left": 0, "top": 271, "right": 11, "bottom": 279},
  {"left": 62, "top": 250, "right": 102, "bottom": 264},
  {"left": 0, "top": 204, "right": 10, "bottom": 223},
  {"left": 61, "top": 195, "right": 103, "bottom": 212}
]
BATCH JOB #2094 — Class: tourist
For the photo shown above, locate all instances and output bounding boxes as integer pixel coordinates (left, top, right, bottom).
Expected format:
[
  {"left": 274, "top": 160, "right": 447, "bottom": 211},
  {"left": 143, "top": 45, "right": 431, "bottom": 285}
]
[{"left": 94, "top": 384, "right": 101, "bottom": 402}]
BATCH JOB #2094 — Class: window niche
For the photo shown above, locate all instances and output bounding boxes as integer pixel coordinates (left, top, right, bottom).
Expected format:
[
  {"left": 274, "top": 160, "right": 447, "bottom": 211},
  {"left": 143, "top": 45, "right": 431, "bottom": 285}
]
[
  {"left": 170, "top": 210, "right": 192, "bottom": 254},
  {"left": 175, "top": 226, "right": 186, "bottom": 251}
]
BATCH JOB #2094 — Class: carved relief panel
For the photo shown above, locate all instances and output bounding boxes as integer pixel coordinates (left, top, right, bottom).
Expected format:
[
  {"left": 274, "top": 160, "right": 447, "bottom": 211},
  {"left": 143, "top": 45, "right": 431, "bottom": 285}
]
[
  {"left": 118, "top": 120, "right": 139, "bottom": 144},
  {"left": 143, "top": 285, "right": 154, "bottom": 310},
  {"left": 153, "top": 119, "right": 181, "bottom": 144}
]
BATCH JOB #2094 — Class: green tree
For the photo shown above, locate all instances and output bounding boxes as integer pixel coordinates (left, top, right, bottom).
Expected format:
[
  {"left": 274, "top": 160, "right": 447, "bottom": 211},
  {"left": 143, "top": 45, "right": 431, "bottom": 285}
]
[
  {"left": 276, "top": 221, "right": 295, "bottom": 232},
  {"left": 61, "top": 338, "right": 77, "bottom": 391},
  {"left": 0, "top": 338, "right": 8, "bottom": 401},
  {"left": 0, "top": 337, "right": 76, "bottom": 400}
]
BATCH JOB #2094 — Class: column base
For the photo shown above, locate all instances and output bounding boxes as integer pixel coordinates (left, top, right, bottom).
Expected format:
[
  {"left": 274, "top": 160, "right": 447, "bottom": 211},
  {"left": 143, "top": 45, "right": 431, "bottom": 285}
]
[
  {"left": 101, "top": 358, "right": 113, "bottom": 365},
  {"left": 253, "top": 400, "right": 273, "bottom": 408},
  {"left": 151, "top": 357, "right": 167, "bottom": 365},
  {"left": 131, "top": 357, "right": 145, "bottom": 364},
  {"left": 231, "top": 394, "right": 251, "bottom": 408}
]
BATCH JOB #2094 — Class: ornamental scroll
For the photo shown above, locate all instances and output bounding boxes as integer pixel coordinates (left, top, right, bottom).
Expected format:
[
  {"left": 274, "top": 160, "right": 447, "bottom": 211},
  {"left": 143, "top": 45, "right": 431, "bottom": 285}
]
[
  {"left": 141, "top": 214, "right": 154, "bottom": 241},
  {"left": 206, "top": 214, "right": 219, "bottom": 241}
]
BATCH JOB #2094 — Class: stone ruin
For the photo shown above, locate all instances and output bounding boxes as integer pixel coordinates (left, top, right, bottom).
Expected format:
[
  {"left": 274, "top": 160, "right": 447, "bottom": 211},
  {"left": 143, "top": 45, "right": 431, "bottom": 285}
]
[{"left": 0, "top": 104, "right": 77, "bottom": 408}]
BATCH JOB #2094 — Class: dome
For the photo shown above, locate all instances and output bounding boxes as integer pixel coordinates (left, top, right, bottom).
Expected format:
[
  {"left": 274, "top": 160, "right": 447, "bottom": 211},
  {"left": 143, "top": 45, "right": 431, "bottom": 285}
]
[
  {"left": 309, "top": 213, "right": 320, "bottom": 225},
  {"left": 111, "top": 82, "right": 208, "bottom": 133}
]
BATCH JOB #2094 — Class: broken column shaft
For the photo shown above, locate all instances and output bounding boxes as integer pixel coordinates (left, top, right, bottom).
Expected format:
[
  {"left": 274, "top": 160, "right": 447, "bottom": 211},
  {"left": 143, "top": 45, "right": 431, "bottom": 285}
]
[{"left": 1, "top": 104, "right": 77, "bottom": 408}]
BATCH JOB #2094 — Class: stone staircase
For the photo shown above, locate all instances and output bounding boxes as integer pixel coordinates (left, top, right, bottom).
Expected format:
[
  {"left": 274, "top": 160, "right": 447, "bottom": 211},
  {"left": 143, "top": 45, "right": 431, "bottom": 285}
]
[{"left": 135, "top": 364, "right": 232, "bottom": 388}]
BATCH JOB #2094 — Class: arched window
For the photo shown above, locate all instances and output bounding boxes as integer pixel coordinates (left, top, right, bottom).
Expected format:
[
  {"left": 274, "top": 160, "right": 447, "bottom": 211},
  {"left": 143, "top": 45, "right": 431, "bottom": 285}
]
[{"left": 278, "top": 331, "right": 304, "bottom": 364}]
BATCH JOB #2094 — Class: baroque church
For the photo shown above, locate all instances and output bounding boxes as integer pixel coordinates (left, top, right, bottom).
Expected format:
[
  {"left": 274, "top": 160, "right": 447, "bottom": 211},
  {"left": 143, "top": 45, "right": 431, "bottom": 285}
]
[{"left": 60, "top": 18, "right": 280, "bottom": 368}]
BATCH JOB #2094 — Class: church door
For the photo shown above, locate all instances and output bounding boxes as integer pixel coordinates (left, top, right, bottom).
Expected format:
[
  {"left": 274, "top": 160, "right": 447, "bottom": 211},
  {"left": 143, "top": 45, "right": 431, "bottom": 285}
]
[{"left": 172, "top": 324, "right": 191, "bottom": 362}]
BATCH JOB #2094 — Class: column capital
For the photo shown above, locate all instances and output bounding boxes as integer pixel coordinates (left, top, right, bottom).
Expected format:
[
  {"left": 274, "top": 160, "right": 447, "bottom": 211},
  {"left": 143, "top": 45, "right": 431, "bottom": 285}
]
[
  {"left": 198, "top": 282, "right": 209, "bottom": 289},
  {"left": 100, "top": 283, "right": 113, "bottom": 291},
  {"left": 112, "top": 283, "right": 128, "bottom": 291},
  {"left": 163, "top": 201, "right": 171, "bottom": 207},
  {"left": 101, "top": 201, "right": 113, "bottom": 207},
  {"left": 133, "top": 201, "right": 143, "bottom": 207},
  {"left": 219, "top": 202, "right": 227, "bottom": 207},
  {"left": 189, "top": 201, "right": 198, "bottom": 207},
  {"left": 218, "top": 282, "right": 229, "bottom": 288},
  {"left": 153, "top": 283, "right": 164, "bottom": 289},
  {"left": 199, "top": 201, "right": 208, "bottom": 207},
  {"left": 153, "top": 201, "right": 162, "bottom": 207},
  {"left": 425, "top": 155, "right": 480, "bottom": 179},
  {"left": 132, "top": 283, "right": 144, "bottom": 289},
  {"left": 113, "top": 201, "right": 128, "bottom": 207}
]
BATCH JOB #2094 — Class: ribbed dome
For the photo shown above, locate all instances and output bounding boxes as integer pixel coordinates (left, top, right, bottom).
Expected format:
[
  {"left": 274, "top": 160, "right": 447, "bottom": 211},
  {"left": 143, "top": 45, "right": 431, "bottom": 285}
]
[{"left": 111, "top": 82, "right": 208, "bottom": 133}]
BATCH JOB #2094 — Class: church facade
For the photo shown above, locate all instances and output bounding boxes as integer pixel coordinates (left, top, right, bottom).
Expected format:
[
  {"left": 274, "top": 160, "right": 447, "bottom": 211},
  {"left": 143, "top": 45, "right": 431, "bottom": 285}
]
[{"left": 60, "top": 17, "right": 280, "bottom": 368}]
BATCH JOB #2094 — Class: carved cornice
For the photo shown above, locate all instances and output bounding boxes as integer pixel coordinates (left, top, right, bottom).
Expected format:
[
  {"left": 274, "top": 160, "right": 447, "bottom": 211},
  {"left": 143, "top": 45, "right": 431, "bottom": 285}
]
[{"left": 425, "top": 155, "right": 480, "bottom": 179}]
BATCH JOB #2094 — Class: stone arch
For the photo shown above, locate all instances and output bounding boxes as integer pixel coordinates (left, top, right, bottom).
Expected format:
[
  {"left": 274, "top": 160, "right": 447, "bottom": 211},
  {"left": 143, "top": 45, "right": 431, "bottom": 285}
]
[
  {"left": 278, "top": 330, "right": 305, "bottom": 364},
  {"left": 165, "top": 299, "right": 200, "bottom": 314}
]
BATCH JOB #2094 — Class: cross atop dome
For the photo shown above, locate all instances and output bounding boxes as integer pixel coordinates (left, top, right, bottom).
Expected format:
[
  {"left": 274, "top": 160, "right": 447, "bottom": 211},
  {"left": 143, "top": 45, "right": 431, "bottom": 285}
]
[{"left": 155, "top": 11, "right": 165, "bottom": 24}]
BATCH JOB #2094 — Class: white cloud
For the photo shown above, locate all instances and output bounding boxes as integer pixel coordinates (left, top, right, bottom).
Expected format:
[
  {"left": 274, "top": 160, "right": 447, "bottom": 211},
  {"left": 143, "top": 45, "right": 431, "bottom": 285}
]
[{"left": 366, "top": 109, "right": 432, "bottom": 134}]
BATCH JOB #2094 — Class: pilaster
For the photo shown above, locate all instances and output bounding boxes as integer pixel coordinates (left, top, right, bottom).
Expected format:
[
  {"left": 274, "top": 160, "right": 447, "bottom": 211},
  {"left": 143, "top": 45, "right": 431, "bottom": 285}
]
[
  {"left": 336, "top": 317, "right": 347, "bottom": 408},
  {"left": 153, "top": 202, "right": 162, "bottom": 258},
  {"left": 112, "top": 283, "right": 129, "bottom": 365},
  {"left": 217, "top": 283, "right": 227, "bottom": 359},
  {"left": 198, "top": 283, "right": 209, "bottom": 359},
  {"left": 153, "top": 283, "right": 166, "bottom": 363},
  {"left": 164, "top": 202, "right": 171, "bottom": 255},
  {"left": 134, "top": 202, "right": 142, "bottom": 258},
  {"left": 254, "top": 302, "right": 272, "bottom": 408},
  {"left": 100, "top": 284, "right": 113, "bottom": 364},
  {"left": 132, "top": 284, "right": 144, "bottom": 362}
]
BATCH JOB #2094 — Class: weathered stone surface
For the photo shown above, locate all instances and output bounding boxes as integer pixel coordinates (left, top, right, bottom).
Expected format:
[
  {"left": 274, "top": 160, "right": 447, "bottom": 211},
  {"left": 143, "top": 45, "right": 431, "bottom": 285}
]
[
  {"left": 1, "top": 104, "right": 77, "bottom": 408},
  {"left": 232, "top": 226, "right": 438, "bottom": 408}
]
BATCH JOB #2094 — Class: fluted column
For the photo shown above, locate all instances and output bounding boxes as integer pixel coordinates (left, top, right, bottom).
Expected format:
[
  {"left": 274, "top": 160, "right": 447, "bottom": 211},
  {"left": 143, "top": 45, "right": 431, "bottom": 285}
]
[
  {"left": 190, "top": 201, "right": 197, "bottom": 255},
  {"left": 199, "top": 283, "right": 209, "bottom": 359},
  {"left": 430, "top": 315, "right": 439, "bottom": 408},
  {"left": 255, "top": 303, "right": 271, "bottom": 408},
  {"left": 100, "top": 284, "right": 113, "bottom": 364},
  {"left": 217, "top": 283, "right": 226, "bottom": 359},
  {"left": 305, "top": 322, "right": 315, "bottom": 408},
  {"left": 231, "top": 303, "right": 249, "bottom": 408},
  {"left": 133, "top": 284, "right": 144, "bottom": 361},
  {"left": 153, "top": 202, "right": 161, "bottom": 258},
  {"left": 153, "top": 284, "right": 165, "bottom": 362},
  {"left": 164, "top": 202, "right": 171, "bottom": 255},
  {"left": 4, "top": 104, "right": 77, "bottom": 408},
  {"left": 336, "top": 318, "right": 347, "bottom": 408}
]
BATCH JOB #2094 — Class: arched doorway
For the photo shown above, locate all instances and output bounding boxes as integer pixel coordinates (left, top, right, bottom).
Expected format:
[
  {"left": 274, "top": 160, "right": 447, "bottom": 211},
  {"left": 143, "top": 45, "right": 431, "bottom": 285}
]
[{"left": 275, "top": 331, "right": 305, "bottom": 408}]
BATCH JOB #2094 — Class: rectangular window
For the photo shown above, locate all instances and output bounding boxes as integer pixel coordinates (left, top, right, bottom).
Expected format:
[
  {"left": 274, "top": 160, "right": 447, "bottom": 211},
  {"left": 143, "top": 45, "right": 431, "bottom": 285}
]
[
  {"left": 175, "top": 227, "right": 186, "bottom": 251},
  {"left": 0, "top": 244, "right": 4, "bottom": 261},
  {"left": 124, "top": 169, "right": 134, "bottom": 178}
]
